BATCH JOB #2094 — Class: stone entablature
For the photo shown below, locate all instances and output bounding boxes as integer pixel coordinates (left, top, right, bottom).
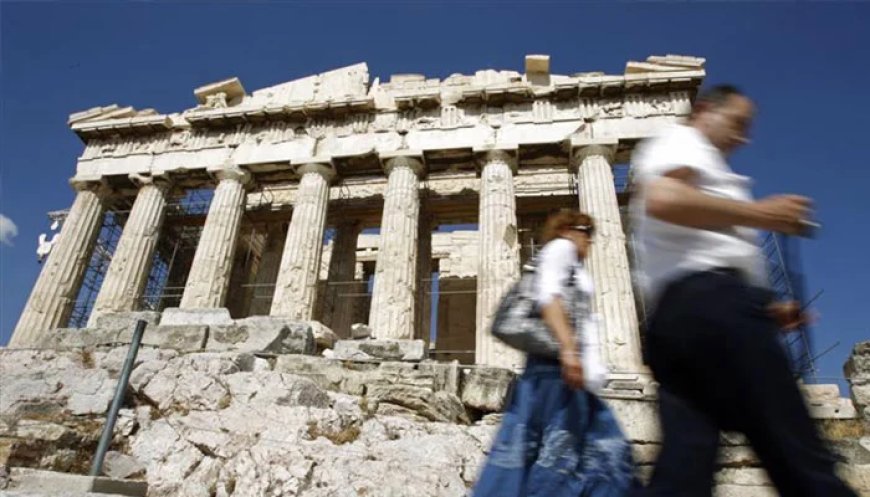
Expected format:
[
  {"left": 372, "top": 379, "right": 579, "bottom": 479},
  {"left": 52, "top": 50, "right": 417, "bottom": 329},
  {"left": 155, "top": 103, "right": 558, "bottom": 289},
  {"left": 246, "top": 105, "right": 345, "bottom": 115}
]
[{"left": 69, "top": 55, "right": 702, "bottom": 183}]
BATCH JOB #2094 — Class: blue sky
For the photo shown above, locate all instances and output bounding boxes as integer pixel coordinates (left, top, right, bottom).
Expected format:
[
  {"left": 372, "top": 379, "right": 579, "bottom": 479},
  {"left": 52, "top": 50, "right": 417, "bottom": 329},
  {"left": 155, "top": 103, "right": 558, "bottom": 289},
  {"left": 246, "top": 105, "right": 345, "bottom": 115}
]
[{"left": 1, "top": 2, "right": 868, "bottom": 387}]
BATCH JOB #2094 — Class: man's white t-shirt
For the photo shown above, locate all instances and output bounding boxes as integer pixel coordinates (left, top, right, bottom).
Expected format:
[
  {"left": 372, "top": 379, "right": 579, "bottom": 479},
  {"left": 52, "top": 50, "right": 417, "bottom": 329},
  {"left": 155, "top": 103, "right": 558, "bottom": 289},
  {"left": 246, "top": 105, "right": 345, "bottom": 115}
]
[{"left": 630, "top": 123, "right": 768, "bottom": 306}]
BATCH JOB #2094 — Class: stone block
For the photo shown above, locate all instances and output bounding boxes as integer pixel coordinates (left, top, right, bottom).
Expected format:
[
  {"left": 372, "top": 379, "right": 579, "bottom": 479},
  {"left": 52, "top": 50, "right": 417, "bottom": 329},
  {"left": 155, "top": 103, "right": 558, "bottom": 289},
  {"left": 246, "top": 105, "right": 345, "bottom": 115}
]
[
  {"left": 6, "top": 467, "right": 147, "bottom": 496},
  {"left": 35, "top": 328, "right": 124, "bottom": 349},
  {"left": 460, "top": 367, "right": 515, "bottom": 413},
  {"left": 333, "top": 339, "right": 427, "bottom": 362},
  {"left": 418, "top": 360, "right": 461, "bottom": 395},
  {"left": 350, "top": 323, "right": 372, "bottom": 339},
  {"left": 93, "top": 311, "right": 161, "bottom": 333},
  {"left": 308, "top": 321, "right": 338, "bottom": 350},
  {"left": 845, "top": 341, "right": 870, "bottom": 380},
  {"left": 802, "top": 383, "right": 841, "bottom": 402},
  {"left": 207, "top": 317, "right": 315, "bottom": 355},
  {"left": 713, "top": 484, "right": 778, "bottom": 497},
  {"left": 607, "top": 398, "right": 661, "bottom": 443},
  {"left": 128, "top": 325, "right": 207, "bottom": 351},
  {"left": 159, "top": 307, "right": 233, "bottom": 326},
  {"left": 102, "top": 451, "right": 146, "bottom": 479},
  {"left": 807, "top": 398, "right": 859, "bottom": 420},
  {"left": 274, "top": 354, "right": 376, "bottom": 395}
]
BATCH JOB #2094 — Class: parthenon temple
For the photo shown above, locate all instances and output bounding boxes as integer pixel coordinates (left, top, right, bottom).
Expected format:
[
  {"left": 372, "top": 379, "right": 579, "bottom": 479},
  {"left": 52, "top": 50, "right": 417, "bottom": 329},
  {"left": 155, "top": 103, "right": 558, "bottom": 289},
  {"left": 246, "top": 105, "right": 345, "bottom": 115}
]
[{"left": 10, "top": 54, "right": 707, "bottom": 371}]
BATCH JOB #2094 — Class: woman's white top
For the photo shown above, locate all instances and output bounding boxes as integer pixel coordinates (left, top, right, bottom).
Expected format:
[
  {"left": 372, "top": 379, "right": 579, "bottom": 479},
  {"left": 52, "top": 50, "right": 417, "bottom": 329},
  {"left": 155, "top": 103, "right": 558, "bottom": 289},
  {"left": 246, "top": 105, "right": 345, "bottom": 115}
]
[{"left": 534, "top": 237, "right": 608, "bottom": 393}]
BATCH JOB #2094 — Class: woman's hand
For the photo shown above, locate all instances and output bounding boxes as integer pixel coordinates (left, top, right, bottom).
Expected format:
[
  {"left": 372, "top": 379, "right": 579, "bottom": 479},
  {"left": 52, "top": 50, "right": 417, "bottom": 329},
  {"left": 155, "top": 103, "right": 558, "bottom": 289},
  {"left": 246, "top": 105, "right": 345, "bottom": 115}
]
[
  {"left": 559, "top": 349, "right": 585, "bottom": 390},
  {"left": 767, "top": 300, "right": 813, "bottom": 331}
]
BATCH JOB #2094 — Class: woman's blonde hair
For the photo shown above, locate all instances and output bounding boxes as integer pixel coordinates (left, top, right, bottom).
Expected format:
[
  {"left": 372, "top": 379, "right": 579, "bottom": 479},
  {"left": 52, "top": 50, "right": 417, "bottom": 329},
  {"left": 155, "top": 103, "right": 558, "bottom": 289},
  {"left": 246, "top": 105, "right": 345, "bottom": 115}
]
[{"left": 539, "top": 209, "right": 595, "bottom": 244}]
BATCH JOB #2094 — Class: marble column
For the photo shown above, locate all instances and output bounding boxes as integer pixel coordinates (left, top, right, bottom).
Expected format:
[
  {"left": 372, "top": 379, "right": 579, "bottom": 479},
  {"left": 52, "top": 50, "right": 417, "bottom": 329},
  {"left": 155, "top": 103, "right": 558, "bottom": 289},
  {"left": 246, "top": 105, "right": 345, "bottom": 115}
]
[
  {"left": 88, "top": 174, "right": 171, "bottom": 325},
  {"left": 10, "top": 180, "right": 109, "bottom": 346},
  {"left": 322, "top": 220, "right": 362, "bottom": 338},
  {"left": 248, "top": 223, "right": 286, "bottom": 316},
  {"left": 180, "top": 166, "right": 251, "bottom": 309},
  {"left": 573, "top": 143, "right": 643, "bottom": 372},
  {"left": 475, "top": 149, "right": 524, "bottom": 368},
  {"left": 368, "top": 155, "right": 424, "bottom": 339},
  {"left": 270, "top": 162, "right": 335, "bottom": 320}
]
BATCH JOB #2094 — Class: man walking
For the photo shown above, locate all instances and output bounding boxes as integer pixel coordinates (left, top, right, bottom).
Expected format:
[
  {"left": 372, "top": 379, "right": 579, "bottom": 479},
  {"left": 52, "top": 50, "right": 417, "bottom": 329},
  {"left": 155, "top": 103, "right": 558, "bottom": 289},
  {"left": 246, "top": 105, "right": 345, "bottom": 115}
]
[{"left": 630, "top": 85, "right": 856, "bottom": 497}]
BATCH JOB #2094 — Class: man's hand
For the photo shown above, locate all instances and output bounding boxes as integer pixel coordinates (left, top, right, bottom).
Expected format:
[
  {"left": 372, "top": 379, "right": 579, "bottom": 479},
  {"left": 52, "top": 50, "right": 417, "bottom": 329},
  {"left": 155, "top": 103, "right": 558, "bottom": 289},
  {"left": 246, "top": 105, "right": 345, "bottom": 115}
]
[
  {"left": 559, "top": 349, "right": 585, "bottom": 390},
  {"left": 767, "top": 300, "right": 812, "bottom": 330},
  {"left": 753, "top": 195, "right": 813, "bottom": 235}
]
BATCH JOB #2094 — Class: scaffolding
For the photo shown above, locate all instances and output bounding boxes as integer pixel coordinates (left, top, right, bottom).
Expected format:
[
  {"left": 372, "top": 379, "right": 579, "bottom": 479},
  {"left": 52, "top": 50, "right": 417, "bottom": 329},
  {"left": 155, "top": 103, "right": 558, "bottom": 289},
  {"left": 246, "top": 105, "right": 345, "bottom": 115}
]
[
  {"left": 762, "top": 232, "right": 819, "bottom": 380},
  {"left": 62, "top": 189, "right": 214, "bottom": 327}
]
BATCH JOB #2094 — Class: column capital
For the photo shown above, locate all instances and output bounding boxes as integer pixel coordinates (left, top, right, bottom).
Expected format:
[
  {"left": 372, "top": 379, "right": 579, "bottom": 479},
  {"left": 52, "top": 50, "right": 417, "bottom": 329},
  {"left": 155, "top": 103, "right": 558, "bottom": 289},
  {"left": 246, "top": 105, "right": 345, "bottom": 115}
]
[
  {"left": 208, "top": 164, "right": 252, "bottom": 186},
  {"left": 129, "top": 172, "right": 173, "bottom": 190},
  {"left": 570, "top": 140, "right": 618, "bottom": 170},
  {"left": 474, "top": 146, "right": 518, "bottom": 174},
  {"left": 69, "top": 175, "right": 111, "bottom": 197},
  {"left": 291, "top": 160, "right": 337, "bottom": 184},
  {"left": 380, "top": 151, "right": 425, "bottom": 177}
]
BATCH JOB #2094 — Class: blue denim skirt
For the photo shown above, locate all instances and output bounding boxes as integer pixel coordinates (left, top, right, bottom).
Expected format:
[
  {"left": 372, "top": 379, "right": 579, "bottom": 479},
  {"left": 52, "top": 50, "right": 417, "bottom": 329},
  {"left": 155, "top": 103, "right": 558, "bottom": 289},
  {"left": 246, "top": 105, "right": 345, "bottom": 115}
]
[{"left": 472, "top": 355, "right": 635, "bottom": 497}]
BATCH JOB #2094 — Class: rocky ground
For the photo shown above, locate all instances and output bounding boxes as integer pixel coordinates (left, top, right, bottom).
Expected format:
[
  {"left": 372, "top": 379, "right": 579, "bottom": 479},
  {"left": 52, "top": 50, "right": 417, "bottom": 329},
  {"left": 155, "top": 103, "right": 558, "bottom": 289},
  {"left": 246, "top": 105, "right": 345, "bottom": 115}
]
[{"left": 1, "top": 339, "right": 868, "bottom": 497}]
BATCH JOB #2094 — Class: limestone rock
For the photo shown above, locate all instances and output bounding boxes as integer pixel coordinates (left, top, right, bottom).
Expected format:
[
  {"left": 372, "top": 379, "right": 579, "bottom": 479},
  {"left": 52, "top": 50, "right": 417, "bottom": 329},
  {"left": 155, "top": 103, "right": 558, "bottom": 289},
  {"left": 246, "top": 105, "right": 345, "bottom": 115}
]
[
  {"left": 460, "top": 367, "right": 515, "bottom": 413},
  {"left": 308, "top": 321, "right": 338, "bottom": 350},
  {"left": 350, "top": 323, "right": 371, "bottom": 339},
  {"left": 160, "top": 307, "right": 233, "bottom": 327},
  {"left": 102, "top": 451, "right": 146, "bottom": 479},
  {"left": 207, "top": 317, "right": 315, "bottom": 355},
  {"left": 333, "top": 339, "right": 427, "bottom": 361}
]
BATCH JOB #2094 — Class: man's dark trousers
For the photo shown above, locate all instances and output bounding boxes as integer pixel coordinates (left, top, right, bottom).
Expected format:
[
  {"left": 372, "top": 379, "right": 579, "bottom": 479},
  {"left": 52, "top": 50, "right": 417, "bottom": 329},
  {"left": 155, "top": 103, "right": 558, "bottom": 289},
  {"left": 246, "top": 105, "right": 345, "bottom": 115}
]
[{"left": 638, "top": 269, "right": 857, "bottom": 497}]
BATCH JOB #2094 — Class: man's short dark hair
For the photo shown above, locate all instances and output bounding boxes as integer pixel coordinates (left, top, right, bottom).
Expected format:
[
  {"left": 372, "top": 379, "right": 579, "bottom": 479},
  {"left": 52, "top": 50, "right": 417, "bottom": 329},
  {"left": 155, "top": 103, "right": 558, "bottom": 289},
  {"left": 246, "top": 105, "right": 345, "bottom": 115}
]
[{"left": 693, "top": 85, "right": 745, "bottom": 114}]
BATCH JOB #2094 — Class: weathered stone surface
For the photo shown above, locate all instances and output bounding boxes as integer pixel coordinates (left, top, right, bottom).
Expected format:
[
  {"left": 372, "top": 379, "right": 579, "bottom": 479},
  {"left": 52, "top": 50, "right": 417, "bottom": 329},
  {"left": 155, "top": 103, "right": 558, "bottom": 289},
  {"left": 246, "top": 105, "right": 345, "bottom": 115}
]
[
  {"left": 845, "top": 342, "right": 870, "bottom": 380},
  {"left": 350, "top": 323, "right": 371, "bottom": 339},
  {"left": 270, "top": 164, "right": 332, "bottom": 321},
  {"left": 135, "top": 325, "right": 207, "bottom": 351},
  {"left": 11, "top": 184, "right": 106, "bottom": 349},
  {"left": 333, "top": 339, "right": 427, "bottom": 361},
  {"left": 573, "top": 144, "right": 644, "bottom": 373},
  {"left": 91, "top": 312, "right": 161, "bottom": 334},
  {"left": 308, "top": 321, "right": 338, "bottom": 350},
  {"left": 606, "top": 398, "right": 661, "bottom": 443},
  {"left": 2, "top": 467, "right": 147, "bottom": 496},
  {"left": 5, "top": 345, "right": 868, "bottom": 497},
  {"left": 460, "top": 367, "right": 515, "bottom": 413},
  {"left": 274, "top": 355, "right": 375, "bottom": 396},
  {"left": 207, "top": 317, "right": 315, "bottom": 355},
  {"left": 475, "top": 149, "right": 525, "bottom": 370},
  {"left": 102, "top": 451, "right": 146, "bottom": 479},
  {"left": 179, "top": 167, "right": 249, "bottom": 310},
  {"left": 159, "top": 307, "right": 233, "bottom": 327},
  {"left": 368, "top": 156, "right": 421, "bottom": 340}
]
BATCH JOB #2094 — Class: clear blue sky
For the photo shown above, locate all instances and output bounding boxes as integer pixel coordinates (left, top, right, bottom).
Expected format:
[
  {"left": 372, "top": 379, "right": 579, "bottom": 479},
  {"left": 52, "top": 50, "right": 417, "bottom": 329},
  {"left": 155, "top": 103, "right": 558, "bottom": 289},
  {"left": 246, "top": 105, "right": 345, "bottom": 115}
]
[{"left": 1, "top": 3, "right": 868, "bottom": 386}]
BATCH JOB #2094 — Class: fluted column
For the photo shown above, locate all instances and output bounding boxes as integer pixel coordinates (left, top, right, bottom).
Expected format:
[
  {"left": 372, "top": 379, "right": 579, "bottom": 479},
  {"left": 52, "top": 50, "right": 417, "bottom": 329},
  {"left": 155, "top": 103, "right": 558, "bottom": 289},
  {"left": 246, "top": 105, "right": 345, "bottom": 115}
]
[
  {"left": 322, "top": 220, "right": 362, "bottom": 338},
  {"left": 180, "top": 166, "right": 251, "bottom": 309},
  {"left": 475, "top": 149, "right": 524, "bottom": 368},
  {"left": 249, "top": 223, "right": 286, "bottom": 316},
  {"left": 271, "top": 162, "right": 335, "bottom": 320},
  {"left": 368, "top": 155, "right": 424, "bottom": 339},
  {"left": 11, "top": 180, "right": 109, "bottom": 346},
  {"left": 573, "top": 143, "right": 643, "bottom": 372},
  {"left": 88, "top": 174, "right": 171, "bottom": 325}
]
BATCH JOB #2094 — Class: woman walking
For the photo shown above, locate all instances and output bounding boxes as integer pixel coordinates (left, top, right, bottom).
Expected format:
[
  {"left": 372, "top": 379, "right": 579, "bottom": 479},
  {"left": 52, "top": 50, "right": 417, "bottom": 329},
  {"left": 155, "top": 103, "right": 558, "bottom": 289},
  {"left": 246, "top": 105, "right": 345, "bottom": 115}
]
[{"left": 473, "top": 209, "right": 635, "bottom": 497}]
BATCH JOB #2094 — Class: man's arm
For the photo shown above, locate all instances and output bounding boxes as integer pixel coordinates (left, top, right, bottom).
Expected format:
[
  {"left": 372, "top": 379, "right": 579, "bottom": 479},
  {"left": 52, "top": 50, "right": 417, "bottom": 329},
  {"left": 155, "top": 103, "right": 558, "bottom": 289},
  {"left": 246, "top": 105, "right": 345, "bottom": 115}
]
[{"left": 645, "top": 167, "right": 811, "bottom": 235}]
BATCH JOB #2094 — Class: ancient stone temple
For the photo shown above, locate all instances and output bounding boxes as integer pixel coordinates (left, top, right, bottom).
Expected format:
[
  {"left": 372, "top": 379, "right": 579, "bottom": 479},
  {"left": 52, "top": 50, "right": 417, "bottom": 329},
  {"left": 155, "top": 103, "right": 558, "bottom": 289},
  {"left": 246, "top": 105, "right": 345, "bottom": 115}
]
[
  {"left": 11, "top": 54, "right": 708, "bottom": 372},
  {"left": 4, "top": 55, "right": 869, "bottom": 497}
]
